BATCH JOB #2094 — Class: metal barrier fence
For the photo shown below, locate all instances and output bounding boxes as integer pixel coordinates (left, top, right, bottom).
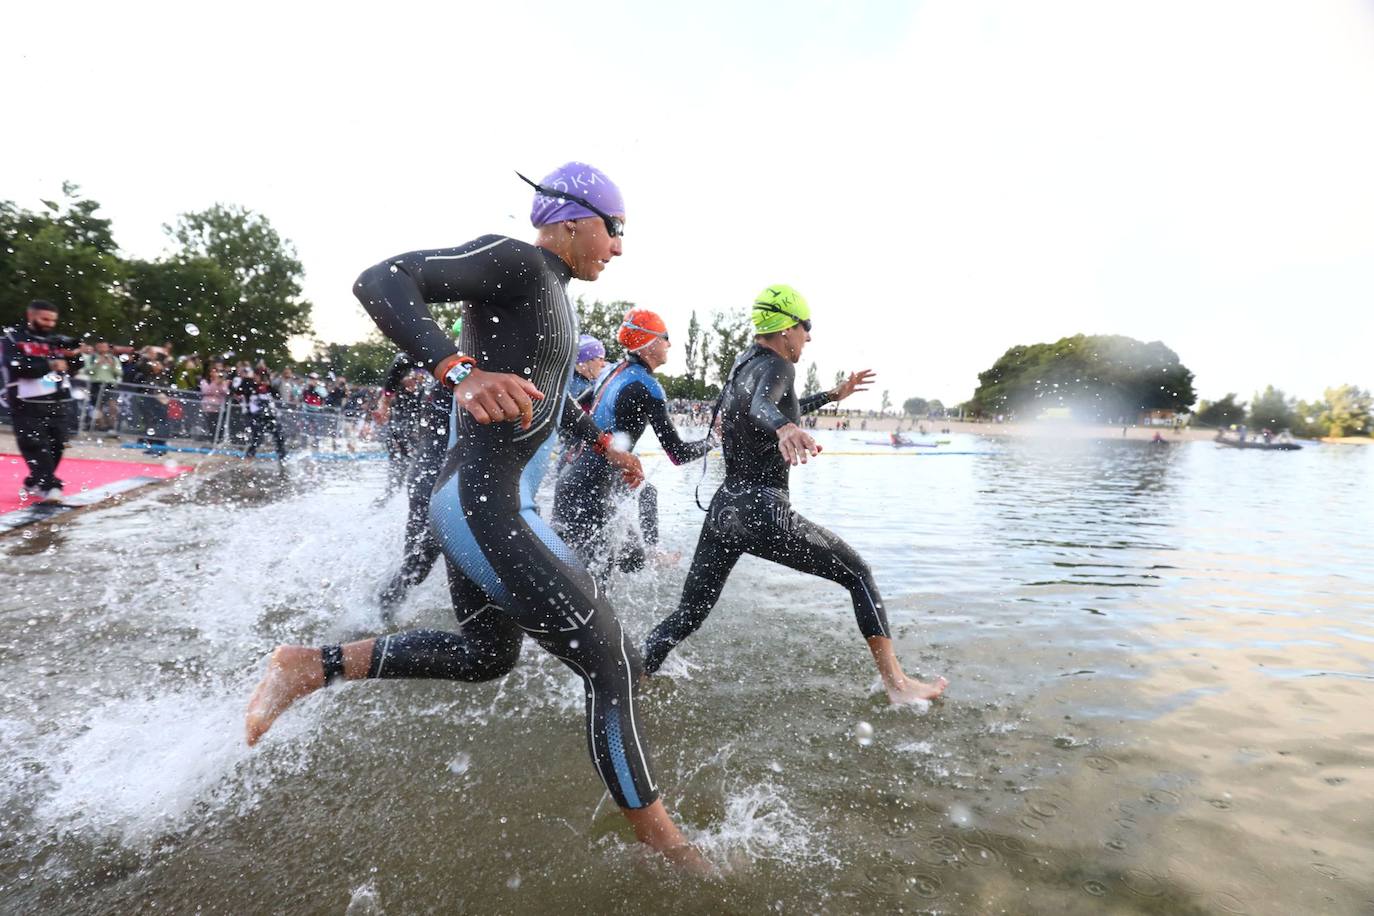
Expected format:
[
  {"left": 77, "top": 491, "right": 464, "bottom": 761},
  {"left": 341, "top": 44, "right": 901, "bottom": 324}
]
[{"left": 2, "top": 379, "right": 382, "bottom": 455}]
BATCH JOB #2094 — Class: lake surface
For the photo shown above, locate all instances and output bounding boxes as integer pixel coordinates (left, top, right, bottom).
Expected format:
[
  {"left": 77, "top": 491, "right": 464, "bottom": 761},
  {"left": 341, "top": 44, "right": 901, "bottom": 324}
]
[{"left": 2, "top": 432, "right": 1371, "bottom": 914}]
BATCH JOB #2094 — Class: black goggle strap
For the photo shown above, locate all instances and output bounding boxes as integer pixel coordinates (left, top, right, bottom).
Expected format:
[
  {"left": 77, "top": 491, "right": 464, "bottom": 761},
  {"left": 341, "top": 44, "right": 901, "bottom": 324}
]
[
  {"left": 753, "top": 301, "right": 811, "bottom": 330},
  {"left": 516, "top": 171, "right": 622, "bottom": 235}
]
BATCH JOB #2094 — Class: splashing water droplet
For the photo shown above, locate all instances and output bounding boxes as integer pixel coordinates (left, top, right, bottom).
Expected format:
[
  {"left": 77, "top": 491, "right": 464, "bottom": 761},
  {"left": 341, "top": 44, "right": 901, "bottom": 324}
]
[
  {"left": 855, "top": 721, "right": 874, "bottom": 747},
  {"left": 185, "top": 323, "right": 200, "bottom": 336}
]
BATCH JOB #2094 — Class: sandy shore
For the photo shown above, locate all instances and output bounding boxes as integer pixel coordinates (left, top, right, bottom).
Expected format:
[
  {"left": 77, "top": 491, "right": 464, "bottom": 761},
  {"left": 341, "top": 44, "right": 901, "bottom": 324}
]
[
  {"left": 813, "top": 415, "right": 1368, "bottom": 445},
  {"left": 815, "top": 415, "right": 1217, "bottom": 441}
]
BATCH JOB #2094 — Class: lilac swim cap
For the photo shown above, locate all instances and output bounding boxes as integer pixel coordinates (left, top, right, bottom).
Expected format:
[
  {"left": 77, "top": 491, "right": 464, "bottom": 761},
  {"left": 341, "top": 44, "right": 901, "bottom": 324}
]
[
  {"left": 577, "top": 334, "right": 606, "bottom": 364},
  {"left": 528, "top": 162, "right": 625, "bottom": 227}
]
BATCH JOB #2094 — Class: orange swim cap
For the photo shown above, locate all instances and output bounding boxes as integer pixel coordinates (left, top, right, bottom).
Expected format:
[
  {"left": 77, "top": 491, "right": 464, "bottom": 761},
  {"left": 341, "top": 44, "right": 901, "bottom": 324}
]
[{"left": 617, "top": 308, "right": 668, "bottom": 352}]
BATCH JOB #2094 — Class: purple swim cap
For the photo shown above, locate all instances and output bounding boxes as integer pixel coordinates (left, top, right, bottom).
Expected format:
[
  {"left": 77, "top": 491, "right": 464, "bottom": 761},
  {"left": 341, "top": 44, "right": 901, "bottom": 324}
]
[
  {"left": 528, "top": 162, "right": 625, "bottom": 227},
  {"left": 576, "top": 334, "right": 606, "bottom": 364}
]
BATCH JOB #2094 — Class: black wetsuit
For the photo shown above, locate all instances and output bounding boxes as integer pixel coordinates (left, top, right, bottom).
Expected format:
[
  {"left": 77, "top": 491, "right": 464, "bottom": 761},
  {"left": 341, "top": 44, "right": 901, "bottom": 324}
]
[
  {"left": 354, "top": 235, "right": 658, "bottom": 810},
  {"left": 244, "top": 379, "right": 287, "bottom": 459},
  {"left": 642, "top": 343, "right": 890, "bottom": 674},
  {"left": 377, "top": 352, "right": 451, "bottom": 616},
  {"left": 553, "top": 354, "right": 712, "bottom": 572},
  {"left": 379, "top": 355, "right": 428, "bottom": 498}
]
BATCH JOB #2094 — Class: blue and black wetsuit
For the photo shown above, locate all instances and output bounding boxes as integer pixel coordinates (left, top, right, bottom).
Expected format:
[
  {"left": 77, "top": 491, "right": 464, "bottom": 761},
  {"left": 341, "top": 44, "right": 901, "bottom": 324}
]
[
  {"left": 354, "top": 235, "right": 659, "bottom": 810},
  {"left": 553, "top": 354, "right": 712, "bottom": 572},
  {"left": 642, "top": 343, "right": 890, "bottom": 674},
  {"left": 377, "top": 352, "right": 453, "bottom": 617},
  {"left": 567, "top": 371, "right": 594, "bottom": 400}
]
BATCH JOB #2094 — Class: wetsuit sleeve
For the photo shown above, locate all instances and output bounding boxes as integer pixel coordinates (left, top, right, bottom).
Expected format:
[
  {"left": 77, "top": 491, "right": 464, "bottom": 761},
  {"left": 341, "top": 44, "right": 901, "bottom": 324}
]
[
  {"left": 382, "top": 352, "right": 418, "bottom": 394},
  {"left": 623, "top": 383, "right": 712, "bottom": 465},
  {"left": 561, "top": 394, "right": 605, "bottom": 445},
  {"left": 748, "top": 358, "right": 798, "bottom": 432},
  {"left": 799, "top": 389, "right": 834, "bottom": 415},
  {"left": 575, "top": 384, "right": 595, "bottom": 410},
  {"left": 353, "top": 235, "right": 527, "bottom": 372}
]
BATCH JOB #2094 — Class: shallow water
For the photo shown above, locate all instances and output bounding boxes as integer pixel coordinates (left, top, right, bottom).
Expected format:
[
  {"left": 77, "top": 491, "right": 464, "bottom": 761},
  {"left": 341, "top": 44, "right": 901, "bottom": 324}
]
[{"left": 2, "top": 433, "right": 1372, "bottom": 914}]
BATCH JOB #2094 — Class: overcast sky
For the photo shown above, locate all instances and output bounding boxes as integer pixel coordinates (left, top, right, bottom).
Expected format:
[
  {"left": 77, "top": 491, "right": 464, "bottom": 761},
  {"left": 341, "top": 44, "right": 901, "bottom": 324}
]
[{"left": 5, "top": 0, "right": 1372, "bottom": 408}]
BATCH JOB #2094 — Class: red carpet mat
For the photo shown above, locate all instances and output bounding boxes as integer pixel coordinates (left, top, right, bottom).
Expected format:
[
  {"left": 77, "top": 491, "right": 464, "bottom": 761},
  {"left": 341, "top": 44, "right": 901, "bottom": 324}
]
[{"left": 1, "top": 452, "right": 190, "bottom": 519}]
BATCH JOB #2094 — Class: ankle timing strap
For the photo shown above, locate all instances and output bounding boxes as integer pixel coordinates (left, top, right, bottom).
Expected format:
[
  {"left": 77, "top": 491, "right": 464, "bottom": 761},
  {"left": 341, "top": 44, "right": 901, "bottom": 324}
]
[{"left": 321, "top": 645, "right": 345, "bottom": 683}]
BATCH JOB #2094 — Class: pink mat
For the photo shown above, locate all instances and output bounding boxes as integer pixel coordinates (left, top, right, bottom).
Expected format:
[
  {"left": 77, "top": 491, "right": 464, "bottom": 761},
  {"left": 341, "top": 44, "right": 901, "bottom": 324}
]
[{"left": 1, "top": 453, "right": 190, "bottom": 515}]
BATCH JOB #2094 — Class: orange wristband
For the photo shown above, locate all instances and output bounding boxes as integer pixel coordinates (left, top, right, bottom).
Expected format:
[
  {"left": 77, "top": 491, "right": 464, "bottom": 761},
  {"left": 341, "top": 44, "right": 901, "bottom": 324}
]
[
  {"left": 592, "top": 431, "right": 612, "bottom": 455},
  {"left": 433, "top": 353, "right": 475, "bottom": 386}
]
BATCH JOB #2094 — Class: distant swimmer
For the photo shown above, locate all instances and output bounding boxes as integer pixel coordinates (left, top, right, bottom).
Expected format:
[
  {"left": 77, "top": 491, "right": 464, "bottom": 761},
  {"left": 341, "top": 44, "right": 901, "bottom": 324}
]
[
  {"left": 245, "top": 163, "right": 710, "bottom": 872},
  {"left": 567, "top": 334, "right": 606, "bottom": 400},
  {"left": 553, "top": 308, "right": 714, "bottom": 573},
  {"left": 642, "top": 285, "right": 948, "bottom": 705}
]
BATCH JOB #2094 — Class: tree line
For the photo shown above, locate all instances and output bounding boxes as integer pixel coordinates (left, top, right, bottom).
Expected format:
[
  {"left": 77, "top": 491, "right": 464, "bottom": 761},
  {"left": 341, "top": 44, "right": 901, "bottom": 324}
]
[
  {"left": 1, "top": 183, "right": 311, "bottom": 365},
  {"left": 1194, "top": 386, "right": 1371, "bottom": 438}
]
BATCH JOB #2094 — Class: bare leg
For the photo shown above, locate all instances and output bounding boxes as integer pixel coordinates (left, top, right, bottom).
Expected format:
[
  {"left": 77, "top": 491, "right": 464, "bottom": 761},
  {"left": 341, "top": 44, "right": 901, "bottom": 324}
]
[
  {"left": 623, "top": 800, "right": 714, "bottom": 875},
  {"left": 244, "top": 640, "right": 373, "bottom": 745},
  {"left": 867, "top": 636, "right": 948, "bottom": 705}
]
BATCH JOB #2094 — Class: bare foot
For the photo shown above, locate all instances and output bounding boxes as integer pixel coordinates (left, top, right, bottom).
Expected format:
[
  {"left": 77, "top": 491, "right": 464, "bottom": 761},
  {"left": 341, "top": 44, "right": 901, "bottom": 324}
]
[
  {"left": 662, "top": 843, "right": 720, "bottom": 877},
  {"left": 886, "top": 675, "right": 948, "bottom": 705},
  {"left": 245, "top": 646, "right": 325, "bottom": 746}
]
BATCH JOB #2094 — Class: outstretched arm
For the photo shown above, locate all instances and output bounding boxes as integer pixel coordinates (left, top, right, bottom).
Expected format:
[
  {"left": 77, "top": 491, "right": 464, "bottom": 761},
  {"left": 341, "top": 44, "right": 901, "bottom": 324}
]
[{"left": 627, "top": 384, "right": 713, "bottom": 465}]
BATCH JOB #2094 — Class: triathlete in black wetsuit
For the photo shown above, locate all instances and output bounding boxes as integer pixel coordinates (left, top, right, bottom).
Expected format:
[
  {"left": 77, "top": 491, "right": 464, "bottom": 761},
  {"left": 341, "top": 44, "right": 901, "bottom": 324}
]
[
  {"left": 642, "top": 285, "right": 948, "bottom": 705},
  {"left": 377, "top": 360, "right": 426, "bottom": 499},
  {"left": 553, "top": 308, "right": 713, "bottom": 572},
  {"left": 374, "top": 346, "right": 452, "bottom": 617},
  {"left": 244, "top": 164, "right": 706, "bottom": 870}
]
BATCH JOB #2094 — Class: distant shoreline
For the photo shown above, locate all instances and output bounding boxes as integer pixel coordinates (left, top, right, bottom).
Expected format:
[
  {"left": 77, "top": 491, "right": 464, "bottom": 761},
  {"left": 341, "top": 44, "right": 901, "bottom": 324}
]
[{"left": 811, "top": 416, "right": 1369, "bottom": 445}]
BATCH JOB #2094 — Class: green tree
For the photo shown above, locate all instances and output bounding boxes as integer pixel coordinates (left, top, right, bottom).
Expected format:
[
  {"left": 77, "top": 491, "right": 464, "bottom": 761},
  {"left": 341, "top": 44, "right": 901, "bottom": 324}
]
[
  {"left": 656, "top": 372, "right": 718, "bottom": 400},
  {"left": 928, "top": 399, "right": 945, "bottom": 417},
  {"left": 970, "top": 334, "right": 1197, "bottom": 421},
  {"left": 834, "top": 370, "right": 846, "bottom": 392},
  {"left": 683, "top": 310, "right": 703, "bottom": 381},
  {"left": 0, "top": 185, "right": 124, "bottom": 337},
  {"left": 123, "top": 257, "right": 240, "bottom": 355},
  {"left": 1318, "top": 384, "right": 1372, "bottom": 438},
  {"left": 803, "top": 362, "right": 821, "bottom": 397},
  {"left": 165, "top": 204, "right": 311, "bottom": 363},
  {"left": 573, "top": 296, "right": 628, "bottom": 361},
  {"left": 903, "top": 396, "right": 929, "bottom": 417},
  {"left": 302, "top": 337, "right": 397, "bottom": 385},
  {"left": 880, "top": 390, "right": 891, "bottom": 415},
  {"left": 711, "top": 308, "right": 752, "bottom": 386},
  {"left": 1247, "top": 385, "right": 1297, "bottom": 431},
  {"left": 1292, "top": 397, "right": 1328, "bottom": 438},
  {"left": 1194, "top": 393, "right": 1247, "bottom": 428}
]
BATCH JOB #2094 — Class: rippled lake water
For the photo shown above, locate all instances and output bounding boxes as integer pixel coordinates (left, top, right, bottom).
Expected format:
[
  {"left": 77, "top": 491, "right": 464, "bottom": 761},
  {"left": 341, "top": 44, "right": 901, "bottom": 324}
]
[{"left": 2, "top": 432, "right": 1371, "bottom": 914}]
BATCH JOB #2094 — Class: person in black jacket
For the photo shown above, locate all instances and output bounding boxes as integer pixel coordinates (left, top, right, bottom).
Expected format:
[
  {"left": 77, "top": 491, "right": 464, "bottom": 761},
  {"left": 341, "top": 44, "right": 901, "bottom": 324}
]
[
  {"left": 243, "top": 367, "right": 287, "bottom": 460},
  {"left": 2, "top": 301, "right": 82, "bottom": 502}
]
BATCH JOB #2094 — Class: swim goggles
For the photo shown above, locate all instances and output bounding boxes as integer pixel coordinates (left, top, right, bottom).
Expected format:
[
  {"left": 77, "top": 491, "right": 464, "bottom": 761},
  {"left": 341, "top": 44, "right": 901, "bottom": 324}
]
[
  {"left": 621, "top": 319, "right": 669, "bottom": 344},
  {"left": 752, "top": 301, "right": 812, "bottom": 333},
  {"left": 516, "top": 172, "right": 625, "bottom": 238}
]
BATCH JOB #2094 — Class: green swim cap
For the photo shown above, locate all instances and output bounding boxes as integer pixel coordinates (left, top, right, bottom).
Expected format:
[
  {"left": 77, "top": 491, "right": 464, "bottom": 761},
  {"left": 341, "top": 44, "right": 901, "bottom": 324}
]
[
  {"left": 752, "top": 284, "right": 811, "bottom": 334},
  {"left": 451, "top": 316, "right": 463, "bottom": 337}
]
